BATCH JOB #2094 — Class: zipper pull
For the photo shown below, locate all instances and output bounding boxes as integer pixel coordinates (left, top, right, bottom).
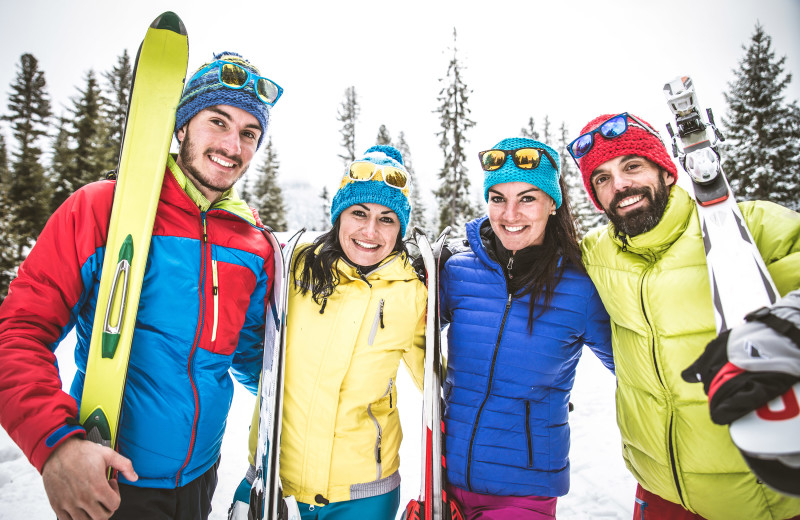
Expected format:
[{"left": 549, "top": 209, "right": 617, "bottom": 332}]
[
  {"left": 379, "top": 300, "right": 385, "bottom": 328},
  {"left": 617, "top": 232, "right": 629, "bottom": 252},
  {"left": 507, "top": 255, "right": 514, "bottom": 279},
  {"left": 356, "top": 267, "right": 372, "bottom": 287},
  {"left": 202, "top": 215, "right": 208, "bottom": 243}
]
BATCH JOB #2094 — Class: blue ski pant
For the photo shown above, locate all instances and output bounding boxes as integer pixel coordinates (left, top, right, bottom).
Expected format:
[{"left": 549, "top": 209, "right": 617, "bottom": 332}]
[{"left": 297, "top": 487, "right": 400, "bottom": 520}]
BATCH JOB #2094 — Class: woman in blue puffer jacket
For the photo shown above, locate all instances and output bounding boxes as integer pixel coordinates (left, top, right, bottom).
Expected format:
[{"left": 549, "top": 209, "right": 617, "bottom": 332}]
[{"left": 440, "top": 137, "right": 615, "bottom": 519}]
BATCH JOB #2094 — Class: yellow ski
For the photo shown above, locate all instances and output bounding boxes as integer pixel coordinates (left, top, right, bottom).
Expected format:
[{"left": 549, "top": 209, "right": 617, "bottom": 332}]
[{"left": 79, "top": 11, "right": 188, "bottom": 451}]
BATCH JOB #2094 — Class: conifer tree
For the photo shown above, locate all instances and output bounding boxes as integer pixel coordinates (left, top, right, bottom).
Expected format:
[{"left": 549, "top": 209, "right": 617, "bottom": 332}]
[
  {"left": 251, "top": 136, "right": 287, "bottom": 231},
  {"left": 434, "top": 28, "right": 477, "bottom": 234},
  {"left": 376, "top": 124, "right": 392, "bottom": 145},
  {"left": 558, "top": 121, "right": 606, "bottom": 237},
  {"left": 722, "top": 23, "right": 800, "bottom": 210},
  {"left": 51, "top": 70, "right": 111, "bottom": 210},
  {"left": 395, "top": 131, "right": 428, "bottom": 236},
  {"left": 520, "top": 117, "right": 540, "bottom": 140},
  {"left": 0, "top": 133, "right": 8, "bottom": 188},
  {"left": 49, "top": 116, "right": 75, "bottom": 211},
  {"left": 0, "top": 133, "right": 14, "bottom": 301},
  {"left": 541, "top": 115, "right": 552, "bottom": 144},
  {"left": 338, "top": 86, "right": 359, "bottom": 165},
  {"left": 103, "top": 49, "right": 132, "bottom": 163},
  {"left": 319, "top": 186, "right": 331, "bottom": 231},
  {"left": 2, "top": 53, "right": 52, "bottom": 260}
]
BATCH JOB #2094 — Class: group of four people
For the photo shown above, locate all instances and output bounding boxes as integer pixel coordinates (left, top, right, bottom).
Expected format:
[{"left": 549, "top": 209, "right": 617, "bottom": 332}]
[{"left": 0, "top": 50, "right": 798, "bottom": 520}]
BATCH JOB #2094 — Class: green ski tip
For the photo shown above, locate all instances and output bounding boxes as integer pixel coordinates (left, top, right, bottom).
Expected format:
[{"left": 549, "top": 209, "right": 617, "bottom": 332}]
[{"left": 150, "top": 11, "right": 187, "bottom": 36}]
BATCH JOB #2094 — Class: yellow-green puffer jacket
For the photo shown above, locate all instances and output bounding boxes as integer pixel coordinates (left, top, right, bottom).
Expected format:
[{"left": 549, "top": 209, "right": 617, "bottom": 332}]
[
  {"left": 247, "top": 245, "right": 426, "bottom": 506},
  {"left": 581, "top": 186, "right": 800, "bottom": 520}
]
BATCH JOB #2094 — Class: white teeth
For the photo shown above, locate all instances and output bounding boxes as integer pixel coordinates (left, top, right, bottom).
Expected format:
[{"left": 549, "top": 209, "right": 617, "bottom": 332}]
[
  {"left": 210, "top": 155, "right": 235, "bottom": 168},
  {"left": 618, "top": 195, "right": 643, "bottom": 208},
  {"left": 504, "top": 226, "right": 524, "bottom": 232},
  {"left": 354, "top": 239, "right": 379, "bottom": 249}
]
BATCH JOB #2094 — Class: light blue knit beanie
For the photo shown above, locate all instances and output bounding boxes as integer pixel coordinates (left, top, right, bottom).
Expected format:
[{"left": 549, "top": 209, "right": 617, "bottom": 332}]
[
  {"left": 483, "top": 137, "right": 562, "bottom": 208},
  {"left": 174, "top": 51, "right": 271, "bottom": 149},
  {"left": 330, "top": 145, "right": 412, "bottom": 236}
]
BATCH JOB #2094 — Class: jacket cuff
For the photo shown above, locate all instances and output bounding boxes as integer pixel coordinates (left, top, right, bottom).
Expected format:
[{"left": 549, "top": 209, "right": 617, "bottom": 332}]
[{"left": 31, "top": 419, "right": 86, "bottom": 473}]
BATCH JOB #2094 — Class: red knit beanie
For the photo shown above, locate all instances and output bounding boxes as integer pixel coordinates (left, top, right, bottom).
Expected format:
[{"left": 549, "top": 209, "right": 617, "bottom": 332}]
[{"left": 577, "top": 113, "right": 677, "bottom": 209}]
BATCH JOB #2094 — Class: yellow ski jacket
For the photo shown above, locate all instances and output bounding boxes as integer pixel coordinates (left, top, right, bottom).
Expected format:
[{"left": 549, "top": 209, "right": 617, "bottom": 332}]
[
  {"left": 581, "top": 186, "right": 800, "bottom": 519},
  {"left": 248, "top": 246, "right": 426, "bottom": 505}
]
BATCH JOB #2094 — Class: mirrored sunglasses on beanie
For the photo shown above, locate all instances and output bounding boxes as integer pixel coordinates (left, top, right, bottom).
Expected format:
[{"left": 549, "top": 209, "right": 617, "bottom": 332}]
[
  {"left": 567, "top": 112, "right": 662, "bottom": 163},
  {"left": 346, "top": 161, "right": 409, "bottom": 191},
  {"left": 478, "top": 147, "right": 557, "bottom": 172},
  {"left": 187, "top": 59, "right": 283, "bottom": 106}
]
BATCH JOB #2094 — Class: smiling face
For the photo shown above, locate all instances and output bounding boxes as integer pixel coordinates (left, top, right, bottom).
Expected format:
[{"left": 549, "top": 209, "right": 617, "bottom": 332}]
[
  {"left": 338, "top": 203, "right": 401, "bottom": 267},
  {"left": 175, "top": 105, "right": 262, "bottom": 202},
  {"left": 590, "top": 155, "right": 675, "bottom": 237},
  {"left": 487, "top": 181, "right": 556, "bottom": 252}
]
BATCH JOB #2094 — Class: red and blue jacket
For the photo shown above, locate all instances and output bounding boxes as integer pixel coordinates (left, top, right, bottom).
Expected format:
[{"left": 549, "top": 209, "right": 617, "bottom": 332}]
[{"left": 0, "top": 156, "right": 274, "bottom": 488}]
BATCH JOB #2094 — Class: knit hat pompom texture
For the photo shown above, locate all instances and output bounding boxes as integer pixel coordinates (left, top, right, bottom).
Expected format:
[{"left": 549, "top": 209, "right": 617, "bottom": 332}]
[
  {"left": 174, "top": 51, "right": 271, "bottom": 148},
  {"left": 483, "top": 137, "right": 562, "bottom": 209},
  {"left": 330, "top": 145, "right": 412, "bottom": 236},
  {"left": 577, "top": 113, "right": 677, "bottom": 210}
]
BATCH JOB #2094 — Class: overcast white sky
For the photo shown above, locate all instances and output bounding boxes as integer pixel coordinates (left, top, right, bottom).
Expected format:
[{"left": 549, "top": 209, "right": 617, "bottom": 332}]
[{"left": 2, "top": 0, "right": 799, "bottom": 206}]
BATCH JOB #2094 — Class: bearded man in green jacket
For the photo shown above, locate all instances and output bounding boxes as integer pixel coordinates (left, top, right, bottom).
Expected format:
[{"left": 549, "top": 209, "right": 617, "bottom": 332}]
[{"left": 571, "top": 112, "right": 800, "bottom": 520}]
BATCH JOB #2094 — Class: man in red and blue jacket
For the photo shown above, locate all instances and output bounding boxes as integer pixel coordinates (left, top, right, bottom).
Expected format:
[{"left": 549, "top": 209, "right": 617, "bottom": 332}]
[{"left": 0, "top": 51, "right": 280, "bottom": 520}]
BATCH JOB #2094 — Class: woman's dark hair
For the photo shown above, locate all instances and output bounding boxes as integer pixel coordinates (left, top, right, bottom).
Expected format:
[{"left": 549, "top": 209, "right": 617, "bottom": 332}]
[
  {"left": 512, "top": 176, "right": 585, "bottom": 331},
  {"left": 293, "top": 217, "right": 409, "bottom": 305}
]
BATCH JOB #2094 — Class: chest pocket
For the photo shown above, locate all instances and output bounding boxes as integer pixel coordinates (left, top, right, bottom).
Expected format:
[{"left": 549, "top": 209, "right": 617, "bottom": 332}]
[{"left": 201, "top": 259, "right": 258, "bottom": 355}]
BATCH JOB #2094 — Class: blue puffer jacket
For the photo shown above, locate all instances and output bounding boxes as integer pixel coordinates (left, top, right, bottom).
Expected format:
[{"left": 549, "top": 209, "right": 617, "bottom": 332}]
[{"left": 441, "top": 216, "right": 614, "bottom": 497}]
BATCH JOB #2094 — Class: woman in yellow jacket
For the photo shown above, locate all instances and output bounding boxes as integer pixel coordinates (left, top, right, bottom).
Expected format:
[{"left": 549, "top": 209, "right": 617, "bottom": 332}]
[{"left": 231, "top": 145, "right": 426, "bottom": 520}]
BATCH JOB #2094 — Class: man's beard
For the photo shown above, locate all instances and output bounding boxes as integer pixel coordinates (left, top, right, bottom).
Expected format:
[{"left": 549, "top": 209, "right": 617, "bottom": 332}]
[
  {"left": 606, "top": 174, "right": 670, "bottom": 237},
  {"left": 178, "top": 129, "right": 247, "bottom": 196}
]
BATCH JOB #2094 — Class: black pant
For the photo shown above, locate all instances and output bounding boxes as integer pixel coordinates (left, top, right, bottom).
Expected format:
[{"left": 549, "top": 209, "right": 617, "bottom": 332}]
[{"left": 111, "top": 458, "right": 220, "bottom": 520}]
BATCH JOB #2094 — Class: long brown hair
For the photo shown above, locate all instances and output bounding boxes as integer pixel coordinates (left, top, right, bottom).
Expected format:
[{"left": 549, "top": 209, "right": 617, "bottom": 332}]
[{"left": 508, "top": 176, "right": 585, "bottom": 331}]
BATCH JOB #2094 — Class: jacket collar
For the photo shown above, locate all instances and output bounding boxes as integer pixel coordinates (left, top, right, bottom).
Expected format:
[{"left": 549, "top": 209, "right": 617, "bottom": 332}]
[
  {"left": 465, "top": 216, "right": 507, "bottom": 276},
  {"left": 167, "top": 154, "right": 256, "bottom": 225},
  {"left": 336, "top": 251, "right": 411, "bottom": 282}
]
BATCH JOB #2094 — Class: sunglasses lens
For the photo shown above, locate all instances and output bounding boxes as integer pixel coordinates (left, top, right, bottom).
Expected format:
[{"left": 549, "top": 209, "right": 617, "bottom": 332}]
[
  {"left": 256, "top": 78, "right": 280, "bottom": 104},
  {"left": 382, "top": 167, "right": 408, "bottom": 189},
  {"left": 513, "top": 149, "right": 542, "bottom": 169},
  {"left": 481, "top": 150, "right": 506, "bottom": 171},
  {"left": 348, "top": 162, "right": 377, "bottom": 180},
  {"left": 219, "top": 63, "right": 249, "bottom": 88},
  {"left": 571, "top": 134, "right": 594, "bottom": 158},
  {"left": 600, "top": 115, "right": 628, "bottom": 138}
]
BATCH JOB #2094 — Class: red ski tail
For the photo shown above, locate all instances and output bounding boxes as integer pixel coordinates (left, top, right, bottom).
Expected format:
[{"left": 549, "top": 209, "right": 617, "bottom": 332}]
[{"left": 401, "top": 497, "right": 464, "bottom": 520}]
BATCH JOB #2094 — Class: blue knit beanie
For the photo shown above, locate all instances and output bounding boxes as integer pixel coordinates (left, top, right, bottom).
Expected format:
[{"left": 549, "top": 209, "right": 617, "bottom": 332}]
[
  {"left": 174, "top": 51, "right": 271, "bottom": 148},
  {"left": 330, "top": 145, "right": 412, "bottom": 236},
  {"left": 482, "top": 137, "right": 562, "bottom": 208}
]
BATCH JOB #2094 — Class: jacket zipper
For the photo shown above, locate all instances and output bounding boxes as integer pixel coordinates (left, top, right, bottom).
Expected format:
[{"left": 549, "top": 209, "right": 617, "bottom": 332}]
[
  {"left": 525, "top": 401, "right": 533, "bottom": 467},
  {"left": 466, "top": 293, "right": 513, "bottom": 491},
  {"left": 176, "top": 211, "right": 206, "bottom": 486},
  {"left": 640, "top": 267, "right": 684, "bottom": 506},
  {"left": 367, "top": 379, "right": 394, "bottom": 480},
  {"left": 211, "top": 258, "right": 219, "bottom": 342},
  {"left": 368, "top": 299, "right": 385, "bottom": 346}
]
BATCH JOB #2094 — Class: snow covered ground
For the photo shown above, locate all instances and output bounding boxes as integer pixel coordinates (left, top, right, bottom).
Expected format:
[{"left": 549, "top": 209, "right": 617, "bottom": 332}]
[{"left": 0, "top": 332, "right": 634, "bottom": 519}]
